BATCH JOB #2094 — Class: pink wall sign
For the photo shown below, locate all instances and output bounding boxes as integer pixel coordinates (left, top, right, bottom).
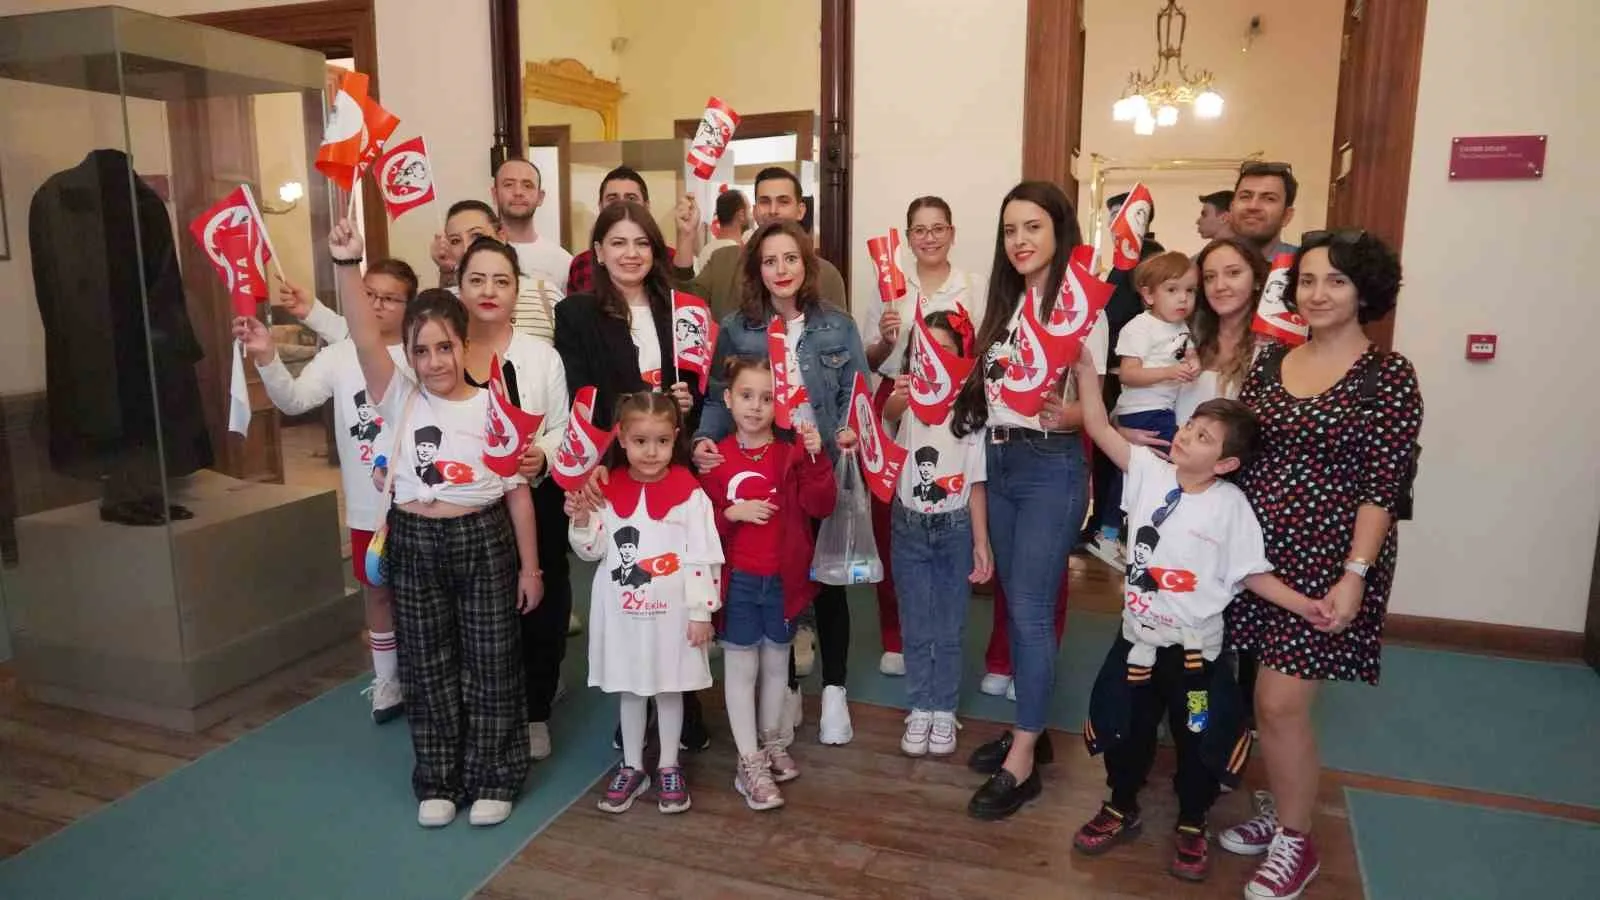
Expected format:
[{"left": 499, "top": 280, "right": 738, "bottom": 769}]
[{"left": 1449, "top": 135, "right": 1547, "bottom": 181}]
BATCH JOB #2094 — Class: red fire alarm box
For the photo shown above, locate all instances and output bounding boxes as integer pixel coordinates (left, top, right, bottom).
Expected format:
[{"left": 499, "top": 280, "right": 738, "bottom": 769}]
[{"left": 1466, "top": 334, "right": 1497, "bottom": 361}]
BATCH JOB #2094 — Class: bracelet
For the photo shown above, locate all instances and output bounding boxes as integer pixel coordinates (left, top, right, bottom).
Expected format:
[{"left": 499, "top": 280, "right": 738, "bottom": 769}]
[
  {"left": 523, "top": 570, "right": 544, "bottom": 578},
  {"left": 332, "top": 255, "right": 363, "bottom": 267}
]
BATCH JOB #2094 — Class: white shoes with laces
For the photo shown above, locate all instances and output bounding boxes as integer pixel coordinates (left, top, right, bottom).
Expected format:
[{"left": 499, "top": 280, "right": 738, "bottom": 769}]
[
  {"left": 818, "top": 685, "right": 853, "bottom": 745},
  {"left": 928, "top": 712, "right": 961, "bottom": 756},
  {"left": 900, "top": 709, "right": 933, "bottom": 756}
]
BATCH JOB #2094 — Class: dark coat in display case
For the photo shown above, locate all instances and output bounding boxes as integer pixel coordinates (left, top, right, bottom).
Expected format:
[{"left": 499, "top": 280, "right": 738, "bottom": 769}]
[{"left": 28, "top": 149, "right": 213, "bottom": 495}]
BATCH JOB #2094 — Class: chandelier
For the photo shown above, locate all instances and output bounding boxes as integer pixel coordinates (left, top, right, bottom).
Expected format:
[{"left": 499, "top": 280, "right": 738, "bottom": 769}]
[{"left": 1112, "top": 0, "right": 1224, "bottom": 135}]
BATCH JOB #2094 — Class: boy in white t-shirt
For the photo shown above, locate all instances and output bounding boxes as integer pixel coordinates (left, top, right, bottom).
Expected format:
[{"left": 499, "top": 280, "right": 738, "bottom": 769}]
[{"left": 1068, "top": 353, "right": 1329, "bottom": 883}]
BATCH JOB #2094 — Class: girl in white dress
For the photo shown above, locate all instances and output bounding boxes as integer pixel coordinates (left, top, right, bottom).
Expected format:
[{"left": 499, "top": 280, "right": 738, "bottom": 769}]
[{"left": 567, "top": 392, "right": 723, "bottom": 815}]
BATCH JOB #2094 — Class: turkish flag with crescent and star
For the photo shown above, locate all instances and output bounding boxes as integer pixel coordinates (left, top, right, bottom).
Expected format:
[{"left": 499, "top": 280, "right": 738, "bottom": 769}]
[
  {"left": 638, "top": 553, "right": 682, "bottom": 577},
  {"left": 846, "top": 372, "right": 906, "bottom": 504},
  {"left": 374, "top": 135, "right": 436, "bottom": 221},
  {"left": 1108, "top": 183, "right": 1154, "bottom": 271},
  {"left": 1251, "top": 252, "right": 1308, "bottom": 346},
  {"left": 1147, "top": 567, "right": 1198, "bottom": 593},
  {"left": 907, "top": 295, "right": 976, "bottom": 425},
  {"left": 188, "top": 185, "right": 274, "bottom": 317},
  {"left": 550, "top": 385, "right": 616, "bottom": 491},
  {"left": 672, "top": 290, "right": 717, "bottom": 393},
  {"left": 481, "top": 354, "right": 546, "bottom": 478},
  {"left": 867, "top": 229, "right": 908, "bottom": 305},
  {"left": 767, "top": 316, "right": 798, "bottom": 430}
]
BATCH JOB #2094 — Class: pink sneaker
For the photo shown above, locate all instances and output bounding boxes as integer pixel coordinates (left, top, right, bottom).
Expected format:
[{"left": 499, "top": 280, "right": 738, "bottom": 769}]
[
  {"left": 1245, "top": 828, "right": 1320, "bottom": 899},
  {"left": 1219, "top": 790, "right": 1279, "bottom": 855},
  {"left": 762, "top": 731, "right": 800, "bottom": 783},
  {"left": 656, "top": 765, "right": 692, "bottom": 814},
  {"left": 597, "top": 765, "right": 650, "bottom": 814}
]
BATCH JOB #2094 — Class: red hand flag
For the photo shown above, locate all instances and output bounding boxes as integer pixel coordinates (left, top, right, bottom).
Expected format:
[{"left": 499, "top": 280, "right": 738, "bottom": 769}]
[
  {"left": 1108, "top": 184, "right": 1154, "bottom": 271},
  {"left": 188, "top": 185, "right": 273, "bottom": 316},
  {"left": 847, "top": 372, "right": 907, "bottom": 504},
  {"left": 550, "top": 386, "right": 617, "bottom": 491},
  {"left": 867, "top": 229, "right": 908, "bottom": 304},
  {"left": 672, "top": 290, "right": 717, "bottom": 393},
  {"left": 374, "top": 135, "right": 436, "bottom": 221},
  {"left": 907, "top": 296, "right": 976, "bottom": 425},
  {"left": 686, "top": 96, "right": 740, "bottom": 180},
  {"left": 355, "top": 93, "right": 400, "bottom": 179},
  {"left": 767, "top": 316, "right": 799, "bottom": 430},
  {"left": 997, "top": 263, "right": 1112, "bottom": 416},
  {"left": 1251, "top": 253, "right": 1307, "bottom": 346},
  {"left": 316, "top": 70, "right": 372, "bottom": 190},
  {"left": 480, "top": 354, "right": 547, "bottom": 477},
  {"left": 995, "top": 288, "right": 1055, "bottom": 416}
]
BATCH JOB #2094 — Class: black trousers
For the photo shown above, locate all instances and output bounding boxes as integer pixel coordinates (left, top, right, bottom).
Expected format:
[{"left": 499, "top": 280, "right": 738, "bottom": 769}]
[
  {"left": 790, "top": 583, "right": 851, "bottom": 688},
  {"left": 1104, "top": 639, "right": 1220, "bottom": 827},
  {"left": 389, "top": 503, "right": 529, "bottom": 804},
  {"left": 522, "top": 478, "right": 573, "bottom": 723}
]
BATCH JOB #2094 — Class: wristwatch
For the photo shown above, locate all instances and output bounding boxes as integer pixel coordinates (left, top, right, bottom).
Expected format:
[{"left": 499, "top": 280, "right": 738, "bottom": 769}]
[{"left": 1344, "top": 558, "right": 1372, "bottom": 580}]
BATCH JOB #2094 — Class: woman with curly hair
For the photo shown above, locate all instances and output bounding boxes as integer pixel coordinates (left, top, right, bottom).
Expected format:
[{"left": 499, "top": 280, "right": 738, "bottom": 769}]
[{"left": 1217, "top": 230, "right": 1423, "bottom": 900}]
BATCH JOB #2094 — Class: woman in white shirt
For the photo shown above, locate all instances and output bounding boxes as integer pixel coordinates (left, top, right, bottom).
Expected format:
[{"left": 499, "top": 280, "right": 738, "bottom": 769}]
[
  {"left": 954, "top": 181, "right": 1108, "bottom": 821},
  {"left": 1174, "top": 236, "right": 1273, "bottom": 425},
  {"left": 460, "top": 236, "right": 572, "bottom": 764},
  {"left": 337, "top": 221, "right": 542, "bottom": 830},
  {"left": 864, "top": 196, "right": 987, "bottom": 677}
]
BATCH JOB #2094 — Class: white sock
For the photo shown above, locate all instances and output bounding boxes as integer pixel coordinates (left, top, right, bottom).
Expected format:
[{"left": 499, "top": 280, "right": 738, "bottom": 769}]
[
  {"left": 758, "top": 641, "right": 791, "bottom": 737},
  {"left": 655, "top": 691, "right": 684, "bottom": 769},
  {"left": 723, "top": 647, "right": 760, "bottom": 756},
  {"left": 369, "top": 631, "right": 398, "bottom": 681},
  {"left": 620, "top": 692, "right": 649, "bottom": 770}
]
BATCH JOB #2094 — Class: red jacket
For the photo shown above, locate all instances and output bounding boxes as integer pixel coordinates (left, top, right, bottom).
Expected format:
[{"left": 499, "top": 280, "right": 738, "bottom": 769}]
[{"left": 700, "top": 436, "right": 837, "bottom": 621}]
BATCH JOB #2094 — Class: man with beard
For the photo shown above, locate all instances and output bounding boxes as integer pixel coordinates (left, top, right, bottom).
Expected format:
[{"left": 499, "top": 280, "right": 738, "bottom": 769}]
[
  {"left": 493, "top": 158, "right": 572, "bottom": 295},
  {"left": 1230, "top": 162, "right": 1300, "bottom": 259}
]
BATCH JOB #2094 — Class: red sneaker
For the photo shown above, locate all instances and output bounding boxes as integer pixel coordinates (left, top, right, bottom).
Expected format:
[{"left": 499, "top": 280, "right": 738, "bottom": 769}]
[
  {"left": 1169, "top": 824, "right": 1210, "bottom": 882},
  {"left": 1245, "top": 827, "right": 1320, "bottom": 899},
  {"left": 1072, "top": 803, "right": 1143, "bottom": 855}
]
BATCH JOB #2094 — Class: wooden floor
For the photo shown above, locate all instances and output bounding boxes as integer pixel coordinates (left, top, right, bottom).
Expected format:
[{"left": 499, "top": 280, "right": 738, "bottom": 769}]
[{"left": 3, "top": 555, "right": 1595, "bottom": 898}]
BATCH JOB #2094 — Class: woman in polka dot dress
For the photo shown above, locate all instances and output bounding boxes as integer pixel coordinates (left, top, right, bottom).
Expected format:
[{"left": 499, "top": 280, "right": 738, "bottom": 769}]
[{"left": 1218, "top": 231, "right": 1422, "bottom": 900}]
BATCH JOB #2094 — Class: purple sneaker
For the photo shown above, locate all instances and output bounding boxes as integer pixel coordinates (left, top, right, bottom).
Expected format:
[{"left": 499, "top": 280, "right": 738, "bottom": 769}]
[
  {"left": 597, "top": 765, "right": 650, "bottom": 814},
  {"left": 656, "top": 765, "right": 692, "bottom": 814}
]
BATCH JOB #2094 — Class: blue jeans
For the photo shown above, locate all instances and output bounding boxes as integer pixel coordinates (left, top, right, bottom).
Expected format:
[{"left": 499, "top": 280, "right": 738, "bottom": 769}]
[
  {"left": 986, "top": 433, "right": 1088, "bottom": 732},
  {"left": 890, "top": 501, "right": 974, "bottom": 713},
  {"left": 1115, "top": 408, "right": 1178, "bottom": 445}
]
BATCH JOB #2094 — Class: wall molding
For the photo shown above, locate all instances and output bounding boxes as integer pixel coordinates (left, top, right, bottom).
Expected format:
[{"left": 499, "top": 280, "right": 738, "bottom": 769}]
[{"left": 1386, "top": 613, "right": 1584, "bottom": 662}]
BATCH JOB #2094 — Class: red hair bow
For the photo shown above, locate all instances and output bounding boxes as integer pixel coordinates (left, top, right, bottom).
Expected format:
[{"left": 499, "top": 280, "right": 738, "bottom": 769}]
[{"left": 945, "top": 307, "right": 976, "bottom": 357}]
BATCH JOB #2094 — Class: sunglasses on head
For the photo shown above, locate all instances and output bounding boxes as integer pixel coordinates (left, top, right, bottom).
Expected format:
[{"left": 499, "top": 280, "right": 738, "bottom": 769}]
[
  {"left": 1239, "top": 161, "right": 1294, "bottom": 177},
  {"left": 1299, "top": 228, "right": 1367, "bottom": 249}
]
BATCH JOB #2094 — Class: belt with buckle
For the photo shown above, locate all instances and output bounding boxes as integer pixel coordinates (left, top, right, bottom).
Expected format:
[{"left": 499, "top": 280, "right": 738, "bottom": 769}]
[{"left": 989, "top": 425, "right": 1074, "bottom": 444}]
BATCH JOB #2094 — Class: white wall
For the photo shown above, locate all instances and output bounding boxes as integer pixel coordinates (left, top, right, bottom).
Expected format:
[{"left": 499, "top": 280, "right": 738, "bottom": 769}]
[
  {"left": 1081, "top": 0, "right": 1343, "bottom": 257},
  {"left": 850, "top": 0, "right": 1027, "bottom": 323},
  {"left": 1390, "top": 0, "right": 1600, "bottom": 633}
]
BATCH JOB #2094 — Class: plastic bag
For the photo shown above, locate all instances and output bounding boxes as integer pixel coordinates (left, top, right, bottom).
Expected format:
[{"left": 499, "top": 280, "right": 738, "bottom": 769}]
[{"left": 810, "top": 453, "right": 884, "bottom": 586}]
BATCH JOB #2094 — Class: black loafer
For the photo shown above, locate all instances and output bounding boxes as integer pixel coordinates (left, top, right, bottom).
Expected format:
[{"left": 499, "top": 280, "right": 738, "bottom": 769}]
[
  {"left": 967, "top": 767, "right": 1042, "bottom": 820},
  {"left": 967, "top": 729, "right": 1055, "bottom": 775},
  {"left": 679, "top": 692, "right": 711, "bottom": 752}
]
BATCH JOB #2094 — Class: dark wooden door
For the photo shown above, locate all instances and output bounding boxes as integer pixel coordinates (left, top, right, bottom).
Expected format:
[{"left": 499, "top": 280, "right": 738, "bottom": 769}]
[
  {"left": 1022, "top": 0, "right": 1087, "bottom": 203},
  {"left": 1324, "top": 0, "right": 1429, "bottom": 351}
]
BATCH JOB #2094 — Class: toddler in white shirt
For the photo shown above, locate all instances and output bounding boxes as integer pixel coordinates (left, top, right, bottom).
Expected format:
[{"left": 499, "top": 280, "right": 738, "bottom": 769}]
[{"left": 1113, "top": 251, "right": 1200, "bottom": 444}]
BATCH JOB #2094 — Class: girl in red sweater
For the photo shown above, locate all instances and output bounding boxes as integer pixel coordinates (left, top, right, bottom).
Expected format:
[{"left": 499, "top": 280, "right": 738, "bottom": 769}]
[{"left": 699, "top": 357, "right": 837, "bottom": 810}]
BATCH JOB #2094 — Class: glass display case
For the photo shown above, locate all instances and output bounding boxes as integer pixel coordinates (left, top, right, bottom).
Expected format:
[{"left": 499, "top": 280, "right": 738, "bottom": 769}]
[{"left": 0, "top": 6, "right": 359, "bottom": 730}]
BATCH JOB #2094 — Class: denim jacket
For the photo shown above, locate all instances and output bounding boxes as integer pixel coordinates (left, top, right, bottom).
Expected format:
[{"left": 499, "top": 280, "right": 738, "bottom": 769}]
[{"left": 695, "top": 305, "right": 869, "bottom": 461}]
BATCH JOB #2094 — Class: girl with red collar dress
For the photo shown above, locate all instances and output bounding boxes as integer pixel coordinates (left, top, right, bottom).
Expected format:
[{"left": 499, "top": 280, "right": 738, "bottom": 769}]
[{"left": 567, "top": 392, "right": 723, "bottom": 816}]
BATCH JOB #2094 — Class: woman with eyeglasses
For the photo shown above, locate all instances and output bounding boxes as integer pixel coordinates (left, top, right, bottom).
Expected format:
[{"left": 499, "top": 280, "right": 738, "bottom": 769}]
[
  {"left": 1217, "top": 230, "right": 1422, "bottom": 900},
  {"left": 951, "top": 181, "right": 1109, "bottom": 820},
  {"left": 864, "top": 196, "right": 987, "bottom": 677}
]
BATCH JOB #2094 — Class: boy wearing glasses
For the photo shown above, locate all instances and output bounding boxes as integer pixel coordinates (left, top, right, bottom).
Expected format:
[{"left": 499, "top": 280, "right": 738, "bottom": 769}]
[{"left": 1067, "top": 353, "right": 1325, "bottom": 883}]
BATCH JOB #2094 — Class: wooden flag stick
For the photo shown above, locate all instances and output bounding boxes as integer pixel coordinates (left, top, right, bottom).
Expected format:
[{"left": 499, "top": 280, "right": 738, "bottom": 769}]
[{"left": 240, "top": 183, "right": 287, "bottom": 282}]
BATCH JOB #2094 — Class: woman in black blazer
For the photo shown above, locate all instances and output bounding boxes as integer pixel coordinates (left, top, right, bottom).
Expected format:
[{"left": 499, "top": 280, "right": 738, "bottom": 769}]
[
  {"left": 554, "top": 200, "right": 703, "bottom": 430},
  {"left": 552, "top": 199, "right": 710, "bottom": 751}
]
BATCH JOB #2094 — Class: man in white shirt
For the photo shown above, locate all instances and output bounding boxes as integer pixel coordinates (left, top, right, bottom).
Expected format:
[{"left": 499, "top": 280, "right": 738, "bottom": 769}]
[
  {"left": 493, "top": 157, "right": 572, "bottom": 296},
  {"left": 694, "top": 189, "right": 748, "bottom": 274}
]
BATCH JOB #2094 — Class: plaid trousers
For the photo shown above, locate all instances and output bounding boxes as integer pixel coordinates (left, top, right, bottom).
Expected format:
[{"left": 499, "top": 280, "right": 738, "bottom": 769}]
[{"left": 388, "top": 502, "right": 529, "bottom": 804}]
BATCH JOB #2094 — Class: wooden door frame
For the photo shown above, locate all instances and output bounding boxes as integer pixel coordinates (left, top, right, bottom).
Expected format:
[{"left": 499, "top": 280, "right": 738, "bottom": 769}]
[
  {"left": 819, "top": 0, "right": 853, "bottom": 286},
  {"left": 183, "top": 0, "right": 389, "bottom": 263},
  {"left": 526, "top": 124, "right": 572, "bottom": 249},
  {"left": 1021, "top": 0, "right": 1086, "bottom": 203}
]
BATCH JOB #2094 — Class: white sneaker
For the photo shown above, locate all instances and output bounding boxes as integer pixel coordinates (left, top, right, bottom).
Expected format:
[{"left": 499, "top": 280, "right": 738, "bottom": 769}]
[
  {"left": 527, "top": 721, "right": 552, "bottom": 761},
  {"left": 818, "top": 685, "right": 853, "bottom": 745},
  {"left": 978, "top": 673, "right": 1012, "bottom": 697},
  {"left": 567, "top": 612, "right": 583, "bottom": 636},
  {"left": 783, "top": 687, "right": 804, "bottom": 740},
  {"left": 794, "top": 626, "right": 817, "bottom": 677},
  {"left": 1005, "top": 680, "right": 1016, "bottom": 702},
  {"left": 928, "top": 712, "right": 961, "bottom": 756},
  {"left": 363, "top": 675, "right": 404, "bottom": 724},
  {"left": 468, "top": 798, "right": 513, "bottom": 826},
  {"left": 417, "top": 798, "right": 456, "bottom": 828},
  {"left": 900, "top": 709, "right": 933, "bottom": 756},
  {"left": 1085, "top": 535, "right": 1125, "bottom": 570},
  {"left": 879, "top": 651, "right": 906, "bottom": 676}
]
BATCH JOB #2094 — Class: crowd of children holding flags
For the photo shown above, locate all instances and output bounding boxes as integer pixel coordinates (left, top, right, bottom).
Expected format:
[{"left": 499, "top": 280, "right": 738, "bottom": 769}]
[{"left": 189, "top": 82, "right": 1420, "bottom": 900}]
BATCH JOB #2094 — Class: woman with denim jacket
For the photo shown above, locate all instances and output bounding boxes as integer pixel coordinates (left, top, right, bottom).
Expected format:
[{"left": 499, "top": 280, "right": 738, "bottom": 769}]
[
  {"left": 693, "top": 220, "right": 869, "bottom": 748},
  {"left": 953, "top": 181, "right": 1109, "bottom": 821}
]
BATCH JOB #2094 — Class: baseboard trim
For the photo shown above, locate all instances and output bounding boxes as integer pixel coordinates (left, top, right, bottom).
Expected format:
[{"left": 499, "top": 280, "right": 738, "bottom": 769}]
[{"left": 1386, "top": 613, "right": 1584, "bottom": 662}]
